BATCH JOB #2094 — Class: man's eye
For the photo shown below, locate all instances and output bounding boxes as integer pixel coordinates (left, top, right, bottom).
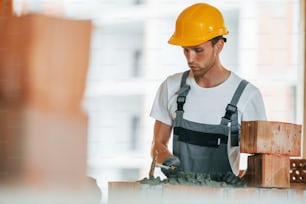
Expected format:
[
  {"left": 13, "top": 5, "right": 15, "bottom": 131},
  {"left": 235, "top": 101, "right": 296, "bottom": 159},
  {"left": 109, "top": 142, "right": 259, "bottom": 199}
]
[{"left": 194, "top": 48, "right": 203, "bottom": 53}]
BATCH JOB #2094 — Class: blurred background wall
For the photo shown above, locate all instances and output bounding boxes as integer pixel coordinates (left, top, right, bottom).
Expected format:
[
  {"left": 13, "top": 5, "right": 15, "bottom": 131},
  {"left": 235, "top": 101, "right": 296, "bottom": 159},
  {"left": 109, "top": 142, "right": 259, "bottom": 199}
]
[{"left": 0, "top": 0, "right": 305, "bottom": 204}]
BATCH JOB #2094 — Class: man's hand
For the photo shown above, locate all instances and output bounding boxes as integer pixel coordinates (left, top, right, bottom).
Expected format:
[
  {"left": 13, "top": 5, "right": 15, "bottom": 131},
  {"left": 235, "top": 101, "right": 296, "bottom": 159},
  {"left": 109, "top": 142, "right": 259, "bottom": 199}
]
[{"left": 160, "top": 155, "right": 181, "bottom": 178}]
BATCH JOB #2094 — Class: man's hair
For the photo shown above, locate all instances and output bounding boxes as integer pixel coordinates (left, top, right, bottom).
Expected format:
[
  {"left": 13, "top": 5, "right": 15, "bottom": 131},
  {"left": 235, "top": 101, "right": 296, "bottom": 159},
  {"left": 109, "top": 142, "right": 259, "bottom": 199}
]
[{"left": 210, "top": 36, "right": 227, "bottom": 46}]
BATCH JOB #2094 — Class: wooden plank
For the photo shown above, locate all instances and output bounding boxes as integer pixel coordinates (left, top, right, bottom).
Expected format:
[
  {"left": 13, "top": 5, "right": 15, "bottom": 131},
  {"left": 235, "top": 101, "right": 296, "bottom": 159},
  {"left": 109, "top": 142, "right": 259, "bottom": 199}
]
[
  {"left": 244, "top": 154, "right": 290, "bottom": 188},
  {"left": 240, "top": 121, "right": 302, "bottom": 156}
]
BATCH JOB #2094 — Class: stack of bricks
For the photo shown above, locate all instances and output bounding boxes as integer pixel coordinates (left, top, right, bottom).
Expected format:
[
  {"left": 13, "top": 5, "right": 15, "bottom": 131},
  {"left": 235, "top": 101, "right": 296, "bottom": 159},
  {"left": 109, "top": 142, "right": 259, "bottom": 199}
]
[
  {"left": 0, "top": 13, "right": 101, "bottom": 203},
  {"left": 107, "top": 122, "right": 304, "bottom": 203},
  {"left": 240, "top": 121, "right": 302, "bottom": 188}
]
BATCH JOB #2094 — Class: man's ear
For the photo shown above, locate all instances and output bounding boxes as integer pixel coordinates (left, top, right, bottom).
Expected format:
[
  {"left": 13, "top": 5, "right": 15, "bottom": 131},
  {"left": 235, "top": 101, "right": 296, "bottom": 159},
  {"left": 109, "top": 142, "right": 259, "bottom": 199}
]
[{"left": 215, "top": 40, "right": 224, "bottom": 53}]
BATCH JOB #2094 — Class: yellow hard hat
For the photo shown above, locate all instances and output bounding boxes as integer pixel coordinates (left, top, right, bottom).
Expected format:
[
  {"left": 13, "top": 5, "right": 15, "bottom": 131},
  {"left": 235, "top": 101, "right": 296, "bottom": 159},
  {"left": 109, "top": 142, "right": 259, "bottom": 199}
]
[{"left": 168, "top": 3, "right": 229, "bottom": 46}]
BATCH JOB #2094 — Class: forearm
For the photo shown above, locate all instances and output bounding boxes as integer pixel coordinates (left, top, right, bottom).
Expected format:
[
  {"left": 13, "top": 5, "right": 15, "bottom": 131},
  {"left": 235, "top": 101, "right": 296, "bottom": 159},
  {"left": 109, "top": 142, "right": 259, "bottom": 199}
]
[{"left": 151, "top": 120, "right": 173, "bottom": 164}]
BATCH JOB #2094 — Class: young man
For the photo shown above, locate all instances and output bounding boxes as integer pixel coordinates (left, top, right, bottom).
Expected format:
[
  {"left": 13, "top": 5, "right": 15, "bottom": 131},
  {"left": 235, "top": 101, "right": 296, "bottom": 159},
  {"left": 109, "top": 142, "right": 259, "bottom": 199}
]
[{"left": 150, "top": 3, "right": 267, "bottom": 182}]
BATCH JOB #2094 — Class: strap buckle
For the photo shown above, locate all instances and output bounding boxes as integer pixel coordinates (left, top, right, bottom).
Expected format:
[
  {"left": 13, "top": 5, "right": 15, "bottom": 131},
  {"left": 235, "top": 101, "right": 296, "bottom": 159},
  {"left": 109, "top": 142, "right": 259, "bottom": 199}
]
[
  {"left": 224, "top": 104, "right": 237, "bottom": 120},
  {"left": 177, "top": 96, "right": 186, "bottom": 111}
]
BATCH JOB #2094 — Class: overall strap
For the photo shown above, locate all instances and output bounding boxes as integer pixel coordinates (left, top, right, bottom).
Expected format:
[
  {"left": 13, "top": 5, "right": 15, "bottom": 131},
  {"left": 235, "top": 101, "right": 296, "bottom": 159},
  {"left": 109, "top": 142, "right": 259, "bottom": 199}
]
[
  {"left": 229, "top": 80, "right": 248, "bottom": 111},
  {"left": 176, "top": 70, "right": 191, "bottom": 112},
  {"left": 179, "top": 70, "right": 190, "bottom": 89},
  {"left": 221, "top": 79, "right": 249, "bottom": 146},
  {"left": 175, "top": 70, "right": 191, "bottom": 125},
  {"left": 222, "top": 79, "right": 248, "bottom": 121}
]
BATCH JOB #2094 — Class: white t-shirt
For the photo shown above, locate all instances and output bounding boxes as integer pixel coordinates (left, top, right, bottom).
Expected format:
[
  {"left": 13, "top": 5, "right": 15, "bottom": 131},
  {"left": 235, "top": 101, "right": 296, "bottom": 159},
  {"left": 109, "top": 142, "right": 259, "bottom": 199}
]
[{"left": 150, "top": 71, "right": 267, "bottom": 174}]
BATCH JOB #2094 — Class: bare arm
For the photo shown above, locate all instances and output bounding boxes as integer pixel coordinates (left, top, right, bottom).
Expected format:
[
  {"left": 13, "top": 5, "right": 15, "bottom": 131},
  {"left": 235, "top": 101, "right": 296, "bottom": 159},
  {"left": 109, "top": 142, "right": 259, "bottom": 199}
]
[{"left": 151, "top": 120, "right": 173, "bottom": 164}]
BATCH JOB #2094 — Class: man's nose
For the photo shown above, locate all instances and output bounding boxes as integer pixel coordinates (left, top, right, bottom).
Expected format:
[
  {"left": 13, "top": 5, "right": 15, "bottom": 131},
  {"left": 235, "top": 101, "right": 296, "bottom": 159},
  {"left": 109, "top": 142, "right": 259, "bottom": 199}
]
[{"left": 185, "top": 51, "right": 195, "bottom": 63}]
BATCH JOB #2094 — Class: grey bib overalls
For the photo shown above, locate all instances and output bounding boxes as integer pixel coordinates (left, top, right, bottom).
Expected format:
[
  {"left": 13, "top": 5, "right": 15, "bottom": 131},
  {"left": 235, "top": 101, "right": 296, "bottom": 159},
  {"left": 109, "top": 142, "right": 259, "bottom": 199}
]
[{"left": 173, "top": 70, "right": 248, "bottom": 174}]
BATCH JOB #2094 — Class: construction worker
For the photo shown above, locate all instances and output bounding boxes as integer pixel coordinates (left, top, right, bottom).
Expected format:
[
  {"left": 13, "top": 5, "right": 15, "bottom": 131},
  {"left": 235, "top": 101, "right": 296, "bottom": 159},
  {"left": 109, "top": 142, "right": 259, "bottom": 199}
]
[{"left": 150, "top": 3, "right": 267, "bottom": 184}]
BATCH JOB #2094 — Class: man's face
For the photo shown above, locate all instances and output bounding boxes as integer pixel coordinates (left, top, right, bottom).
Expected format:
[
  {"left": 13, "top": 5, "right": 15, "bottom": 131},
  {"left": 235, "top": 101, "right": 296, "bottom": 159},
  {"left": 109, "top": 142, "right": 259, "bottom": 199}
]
[{"left": 182, "top": 40, "right": 219, "bottom": 78}]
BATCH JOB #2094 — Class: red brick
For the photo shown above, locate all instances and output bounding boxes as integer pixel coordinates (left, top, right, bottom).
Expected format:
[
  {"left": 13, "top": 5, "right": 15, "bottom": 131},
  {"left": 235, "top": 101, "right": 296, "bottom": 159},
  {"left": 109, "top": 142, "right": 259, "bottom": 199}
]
[
  {"left": 240, "top": 121, "right": 301, "bottom": 156},
  {"left": 290, "top": 159, "right": 306, "bottom": 183},
  {"left": 244, "top": 154, "right": 290, "bottom": 188}
]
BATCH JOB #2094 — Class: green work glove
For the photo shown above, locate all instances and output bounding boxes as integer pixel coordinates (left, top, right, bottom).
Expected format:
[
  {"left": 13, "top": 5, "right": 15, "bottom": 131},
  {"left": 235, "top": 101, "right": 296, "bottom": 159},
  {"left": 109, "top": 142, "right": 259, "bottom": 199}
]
[{"left": 161, "top": 156, "right": 181, "bottom": 178}]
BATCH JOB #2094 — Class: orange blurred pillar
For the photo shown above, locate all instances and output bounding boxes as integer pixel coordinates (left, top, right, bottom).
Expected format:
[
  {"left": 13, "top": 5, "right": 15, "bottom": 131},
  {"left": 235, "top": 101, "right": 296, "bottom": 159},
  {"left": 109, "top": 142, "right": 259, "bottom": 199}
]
[
  {"left": 0, "top": 0, "right": 13, "bottom": 15},
  {"left": 0, "top": 13, "right": 100, "bottom": 203}
]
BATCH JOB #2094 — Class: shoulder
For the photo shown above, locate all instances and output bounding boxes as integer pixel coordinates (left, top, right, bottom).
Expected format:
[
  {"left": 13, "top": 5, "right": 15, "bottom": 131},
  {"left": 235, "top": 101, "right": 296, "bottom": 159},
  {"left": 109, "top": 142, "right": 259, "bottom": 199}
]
[
  {"left": 161, "top": 71, "right": 187, "bottom": 90},
  {"left": 228, "top": 72, "right": 264, "bottom": 109},
  {"left": 230, "top": 72, "right": 259, "bottom": 92},
  {"left": 230, "top": 72, "right": 265, "bottom": 109},
  {"left": 164, "top": 71, "right": 185, "bottom": 83}
]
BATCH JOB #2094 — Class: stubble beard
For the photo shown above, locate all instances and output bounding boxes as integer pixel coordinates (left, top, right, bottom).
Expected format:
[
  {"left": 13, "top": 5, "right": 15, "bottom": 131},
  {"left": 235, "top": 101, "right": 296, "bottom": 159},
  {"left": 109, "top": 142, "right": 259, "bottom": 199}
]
[
  {"left": 192, "top": 68, "right": 208, "bottom": 80},
  {"left": 191, "top": 61, "right": 215, "bottom": 81}
]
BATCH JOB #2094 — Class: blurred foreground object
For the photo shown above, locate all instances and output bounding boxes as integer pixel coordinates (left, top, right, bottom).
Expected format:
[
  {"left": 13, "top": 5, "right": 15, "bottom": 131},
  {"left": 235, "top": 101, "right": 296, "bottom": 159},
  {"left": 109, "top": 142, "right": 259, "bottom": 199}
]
[
  {"left": 108, "top": 181, "right": 306, "bottom": 204},
  {"left": 0, "top": 0, "right": 13, "bottom": 15},
  {"left": 0, "top": 13, "right": 100, "bottom": 203}
]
